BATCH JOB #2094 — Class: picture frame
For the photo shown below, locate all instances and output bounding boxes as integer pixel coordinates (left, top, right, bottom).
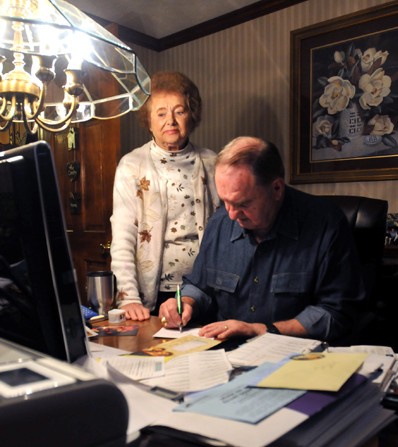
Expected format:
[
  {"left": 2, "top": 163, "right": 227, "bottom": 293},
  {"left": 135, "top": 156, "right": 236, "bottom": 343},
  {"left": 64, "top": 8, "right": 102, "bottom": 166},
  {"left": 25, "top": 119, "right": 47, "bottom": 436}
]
[{"left": 290, "top": 1, "right": 398, "bottom": 184}]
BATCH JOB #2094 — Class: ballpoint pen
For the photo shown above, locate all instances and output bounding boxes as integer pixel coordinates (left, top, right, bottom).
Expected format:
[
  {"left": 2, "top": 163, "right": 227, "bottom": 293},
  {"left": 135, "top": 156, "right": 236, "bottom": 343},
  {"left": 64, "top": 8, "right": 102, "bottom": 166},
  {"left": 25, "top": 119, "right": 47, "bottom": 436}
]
[{"left": 176, "top": 284, "right": 183, "bottom": 333}]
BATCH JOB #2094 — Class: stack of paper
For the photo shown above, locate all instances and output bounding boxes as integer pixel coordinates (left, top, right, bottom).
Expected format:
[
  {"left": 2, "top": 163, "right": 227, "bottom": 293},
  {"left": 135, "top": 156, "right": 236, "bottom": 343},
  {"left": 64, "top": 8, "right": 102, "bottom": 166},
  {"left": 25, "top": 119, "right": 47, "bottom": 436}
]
[
  {"left": 269, "top": 380, "right": 395, "bottom": 447},
  {"left": 139, "top": 350, "right": 233, "bottom": 392},
  {"left": 86, "top": 336, "right": 397, "bottom": 447},
  {"left": 145, "top": 360, "right": 396, "bottom": 447},
  {"left": 328, "top": 345, "right": 397, "bottom": 391},
  {"left": 145, "top": 348, "right": 395, "bottom": 447},
  {"left": 227, "top": 332, "right": 322, "bottom": 367}
]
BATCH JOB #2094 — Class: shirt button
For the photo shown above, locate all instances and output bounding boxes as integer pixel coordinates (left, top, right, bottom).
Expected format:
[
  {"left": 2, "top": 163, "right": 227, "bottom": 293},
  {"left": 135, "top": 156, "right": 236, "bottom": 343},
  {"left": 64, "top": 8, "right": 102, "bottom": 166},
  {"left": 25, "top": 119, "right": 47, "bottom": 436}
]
[
  {"left": 253, "top": 276, "right": 259, "bottom": 284},
  {"left": 250, "top": 305, "right": 256, "bottom": 312}
]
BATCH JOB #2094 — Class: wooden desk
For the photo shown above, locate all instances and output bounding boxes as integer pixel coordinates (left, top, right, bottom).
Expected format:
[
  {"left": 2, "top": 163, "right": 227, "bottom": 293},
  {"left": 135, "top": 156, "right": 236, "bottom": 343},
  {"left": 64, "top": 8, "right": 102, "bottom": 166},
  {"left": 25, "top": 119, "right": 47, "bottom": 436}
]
[{"left": 91, "top": 316, "right": 163, "bottom": 353}]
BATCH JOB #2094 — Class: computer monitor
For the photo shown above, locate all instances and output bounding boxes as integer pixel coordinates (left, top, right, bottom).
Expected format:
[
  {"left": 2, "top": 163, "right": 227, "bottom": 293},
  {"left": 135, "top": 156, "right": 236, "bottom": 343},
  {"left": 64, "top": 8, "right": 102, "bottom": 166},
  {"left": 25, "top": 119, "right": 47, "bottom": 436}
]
[{"left": 0, "top": 140, "right": 88, "bottom": 363}]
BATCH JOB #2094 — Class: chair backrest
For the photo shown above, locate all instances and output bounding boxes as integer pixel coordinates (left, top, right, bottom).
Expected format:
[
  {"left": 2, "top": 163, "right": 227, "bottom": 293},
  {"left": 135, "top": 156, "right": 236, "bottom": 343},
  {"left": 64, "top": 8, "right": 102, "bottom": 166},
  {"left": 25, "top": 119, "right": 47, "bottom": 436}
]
[{"left": 322, "top": 195, "right": 388, "bottom": 306}]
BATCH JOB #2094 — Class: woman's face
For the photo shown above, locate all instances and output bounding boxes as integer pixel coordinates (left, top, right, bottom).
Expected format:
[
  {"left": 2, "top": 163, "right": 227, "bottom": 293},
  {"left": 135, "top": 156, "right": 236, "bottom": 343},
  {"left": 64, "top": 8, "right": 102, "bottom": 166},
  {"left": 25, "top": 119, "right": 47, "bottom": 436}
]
[{"left": 149, "top": 92, "right": 192, "bottom": 151}]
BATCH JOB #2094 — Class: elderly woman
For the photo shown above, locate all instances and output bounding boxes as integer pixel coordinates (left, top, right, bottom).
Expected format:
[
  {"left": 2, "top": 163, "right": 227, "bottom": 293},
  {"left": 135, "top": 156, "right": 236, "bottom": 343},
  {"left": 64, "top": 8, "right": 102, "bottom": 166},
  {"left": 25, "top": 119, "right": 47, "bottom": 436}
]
[{"left": 110, "top": 71, "right": 219, "bottom": 321}]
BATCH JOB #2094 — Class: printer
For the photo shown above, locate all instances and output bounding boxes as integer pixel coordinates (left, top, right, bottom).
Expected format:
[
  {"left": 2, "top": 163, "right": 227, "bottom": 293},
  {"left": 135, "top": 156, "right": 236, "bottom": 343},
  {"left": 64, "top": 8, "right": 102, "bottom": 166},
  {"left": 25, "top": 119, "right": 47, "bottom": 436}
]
[{"left": 0, "top": 338, "right": 129, "bottom": 447}]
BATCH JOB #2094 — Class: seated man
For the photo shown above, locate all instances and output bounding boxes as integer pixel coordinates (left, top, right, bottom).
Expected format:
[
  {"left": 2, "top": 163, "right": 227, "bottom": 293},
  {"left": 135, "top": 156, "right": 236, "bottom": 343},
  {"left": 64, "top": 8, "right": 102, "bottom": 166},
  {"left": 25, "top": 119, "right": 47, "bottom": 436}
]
[{"left": 159, "top": 136, "right": 366, "bottom": 343}]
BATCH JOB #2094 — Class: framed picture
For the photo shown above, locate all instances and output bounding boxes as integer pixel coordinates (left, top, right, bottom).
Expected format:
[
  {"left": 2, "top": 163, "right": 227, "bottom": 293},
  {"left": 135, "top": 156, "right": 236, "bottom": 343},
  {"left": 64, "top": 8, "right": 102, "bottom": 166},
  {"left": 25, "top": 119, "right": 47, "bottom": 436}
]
[{"left": 290, "top": 2, "right": 398, "bottom": 183}]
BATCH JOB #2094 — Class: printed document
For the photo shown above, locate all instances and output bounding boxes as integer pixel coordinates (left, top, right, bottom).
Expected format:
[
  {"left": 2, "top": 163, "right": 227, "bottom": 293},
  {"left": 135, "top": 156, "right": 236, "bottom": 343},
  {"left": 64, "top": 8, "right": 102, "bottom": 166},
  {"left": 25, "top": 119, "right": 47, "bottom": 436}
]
[
  {"left": 107, "top": 356, "right": 165, "bottom": 381},
  {"left": 227, "top": 332, "right": 322, "bottom": 367},
  {"left": 140, "top": 349, "right": 232, "bottom": 392},
  {"left": 176, "top": 360, "right": 304, "bottom": 423}
]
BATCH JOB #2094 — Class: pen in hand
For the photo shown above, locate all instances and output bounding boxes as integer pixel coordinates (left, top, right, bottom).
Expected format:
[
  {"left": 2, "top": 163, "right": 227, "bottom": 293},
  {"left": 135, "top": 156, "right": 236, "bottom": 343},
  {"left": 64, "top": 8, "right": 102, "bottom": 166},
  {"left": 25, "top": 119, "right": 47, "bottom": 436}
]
[{"left": 176, "top": 284, "right": 183, "bottom": 333}]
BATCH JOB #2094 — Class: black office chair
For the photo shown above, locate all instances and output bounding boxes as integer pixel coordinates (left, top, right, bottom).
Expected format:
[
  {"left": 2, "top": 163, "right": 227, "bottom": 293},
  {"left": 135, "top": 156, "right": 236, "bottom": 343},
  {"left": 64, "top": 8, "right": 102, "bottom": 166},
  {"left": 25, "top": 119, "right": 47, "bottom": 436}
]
[{"left": 322, "top": 195, "right": 388, "bottom": 345}]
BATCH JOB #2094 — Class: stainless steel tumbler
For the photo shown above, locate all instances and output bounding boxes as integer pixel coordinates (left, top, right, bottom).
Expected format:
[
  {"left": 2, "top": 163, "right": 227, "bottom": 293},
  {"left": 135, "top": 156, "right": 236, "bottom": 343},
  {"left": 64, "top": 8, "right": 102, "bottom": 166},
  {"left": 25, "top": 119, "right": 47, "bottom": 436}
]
[{"left": 87, "top": 271, "right": 115, "bottom": 316}]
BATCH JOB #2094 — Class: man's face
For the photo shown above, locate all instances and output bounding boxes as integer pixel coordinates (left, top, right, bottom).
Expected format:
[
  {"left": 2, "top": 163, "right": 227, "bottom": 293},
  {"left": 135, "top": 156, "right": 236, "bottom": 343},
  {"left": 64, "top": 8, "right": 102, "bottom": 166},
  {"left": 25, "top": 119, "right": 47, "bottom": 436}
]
[
  {"left": 215, "top": 164, "right": 284, "bottom": 236},
  {"left": 149, "top": 92, "right": 191, "bottom": 151}
]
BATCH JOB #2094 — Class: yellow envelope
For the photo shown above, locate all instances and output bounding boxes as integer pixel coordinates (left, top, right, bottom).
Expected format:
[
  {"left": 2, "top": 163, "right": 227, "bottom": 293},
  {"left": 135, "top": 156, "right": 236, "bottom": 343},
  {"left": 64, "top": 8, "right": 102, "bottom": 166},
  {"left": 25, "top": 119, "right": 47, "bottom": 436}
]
[{"left": 256, "top": 352, "right": 368, "bottom": 392}]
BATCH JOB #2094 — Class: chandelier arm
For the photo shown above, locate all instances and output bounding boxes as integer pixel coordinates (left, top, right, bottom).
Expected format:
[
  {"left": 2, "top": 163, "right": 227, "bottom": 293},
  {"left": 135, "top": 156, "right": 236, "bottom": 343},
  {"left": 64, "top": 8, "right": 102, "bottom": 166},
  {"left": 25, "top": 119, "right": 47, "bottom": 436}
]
[
  {"left": 0, "top": 95, "right": 17, "bottom": 122},
  {"left": 0, "top": 98, "right": 8, "bottom": 117},
  {"left": 35, "top": 116, "right": 72, "bottom": 133},
  {"left": 23, "top": 83, "right": 47, "bottom": 121},
  {"left": 35, "top": 95, "right": 79, "bottom": 130},
  {"left": 22, "top": 111, "right": 39, "bottom": 135},
  {"left": 0, "top": 118, "right": 13, "bottom": 132}
]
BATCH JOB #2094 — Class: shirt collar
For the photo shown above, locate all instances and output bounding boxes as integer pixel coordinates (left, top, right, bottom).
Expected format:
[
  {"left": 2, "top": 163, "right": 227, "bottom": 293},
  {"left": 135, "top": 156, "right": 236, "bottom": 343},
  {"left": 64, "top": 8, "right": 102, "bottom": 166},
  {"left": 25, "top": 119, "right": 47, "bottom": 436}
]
[
  {"left": 151, "top": 139, "right": 192, "bottom": 157},
  {"left": 231, "top": 221, "right": 245, "bottom": 242}
]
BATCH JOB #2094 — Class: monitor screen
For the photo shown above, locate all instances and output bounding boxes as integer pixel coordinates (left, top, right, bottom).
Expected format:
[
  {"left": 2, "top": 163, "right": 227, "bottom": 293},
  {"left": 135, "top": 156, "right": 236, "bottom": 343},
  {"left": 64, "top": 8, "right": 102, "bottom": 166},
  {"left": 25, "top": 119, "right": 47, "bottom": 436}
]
[{"left": 0, "top": 140, "right": 88, "bottom": 363}]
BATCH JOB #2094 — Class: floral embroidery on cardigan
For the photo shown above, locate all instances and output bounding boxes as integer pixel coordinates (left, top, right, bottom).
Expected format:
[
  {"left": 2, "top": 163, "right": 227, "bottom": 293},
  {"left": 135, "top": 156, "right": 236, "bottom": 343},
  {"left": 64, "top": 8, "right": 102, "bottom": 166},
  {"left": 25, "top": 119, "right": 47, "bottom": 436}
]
[
  {"left": 136, "top": 177, "right": 150, "bottom": 199},
  {"left": 139, "top": 228, "right": 152, "bottom": 243}
]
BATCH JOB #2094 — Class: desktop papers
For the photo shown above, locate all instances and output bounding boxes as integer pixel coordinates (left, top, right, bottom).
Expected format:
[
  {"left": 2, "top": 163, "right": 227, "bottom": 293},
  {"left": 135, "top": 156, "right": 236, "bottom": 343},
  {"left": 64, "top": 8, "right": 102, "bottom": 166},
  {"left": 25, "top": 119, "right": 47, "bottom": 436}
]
[
  {"left": 328, "top": 345, "right": 397, "bottom": 391},
  {"left": 176, "top": 360, "right": 304, "bottom": 423},
  {"left": 140, "top": 350, "right": 232, "bottom": 393},
  {"left": 273, "top": 379, "right": 396, "bottom": 447},
  {"left": 130, "top": 335, "right": 221, "bottom": 360},
  {"left": 227, "top": 332, "right": 322, "bottom": 367},
  {"left": 257, "top": 352, "right": 368, "bottom": 391},
  {"left": 153, "top": 326, "right": 201, "bottom": 339},
  {"left": 101, "top": 345, "right": 232, "bottom": 393},
  {"left": 107, "top": 356, "right": 165, "bottom": 381}
]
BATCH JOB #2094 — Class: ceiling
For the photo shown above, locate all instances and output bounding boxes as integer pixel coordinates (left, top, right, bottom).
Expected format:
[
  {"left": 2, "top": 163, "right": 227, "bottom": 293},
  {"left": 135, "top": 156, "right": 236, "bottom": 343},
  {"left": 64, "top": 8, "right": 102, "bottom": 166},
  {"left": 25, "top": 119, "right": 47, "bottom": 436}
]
[
  {"left": 68, "top": 0, "right": 306, "bottom": 50},
  {"left": 69, "top": 0, "right": 260, "bottom": 39}
]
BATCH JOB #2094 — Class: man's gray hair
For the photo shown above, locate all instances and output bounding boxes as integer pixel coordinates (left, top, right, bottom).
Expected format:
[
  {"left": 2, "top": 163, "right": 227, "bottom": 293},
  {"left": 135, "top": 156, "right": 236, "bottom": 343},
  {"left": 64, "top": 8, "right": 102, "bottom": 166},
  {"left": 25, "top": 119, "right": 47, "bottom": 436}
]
[{"left": 216, "top": 136, "right": 285, "bottom": 185}]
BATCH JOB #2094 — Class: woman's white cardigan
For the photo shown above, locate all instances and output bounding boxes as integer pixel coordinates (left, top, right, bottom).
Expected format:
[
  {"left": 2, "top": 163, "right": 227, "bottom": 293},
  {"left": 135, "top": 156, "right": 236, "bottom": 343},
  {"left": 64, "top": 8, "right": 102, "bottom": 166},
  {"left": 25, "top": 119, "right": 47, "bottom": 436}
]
[{"left": 110, "top": 141, "right": 220, "bottom": 311}]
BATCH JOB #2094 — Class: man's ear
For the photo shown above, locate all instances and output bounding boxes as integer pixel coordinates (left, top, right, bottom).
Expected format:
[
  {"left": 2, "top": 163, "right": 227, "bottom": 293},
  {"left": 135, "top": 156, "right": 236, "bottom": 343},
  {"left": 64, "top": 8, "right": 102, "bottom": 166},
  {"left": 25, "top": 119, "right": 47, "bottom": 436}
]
[{"left": 272, "top": 178, "right": 285, "bottom": 200}]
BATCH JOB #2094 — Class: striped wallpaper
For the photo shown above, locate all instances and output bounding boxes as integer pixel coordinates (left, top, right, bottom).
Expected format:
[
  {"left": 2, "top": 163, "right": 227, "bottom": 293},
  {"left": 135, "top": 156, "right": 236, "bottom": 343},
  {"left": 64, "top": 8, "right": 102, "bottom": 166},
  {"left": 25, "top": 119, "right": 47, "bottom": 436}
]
[{"left": 124, "top": 0, "right": 397, "bottom": 211}]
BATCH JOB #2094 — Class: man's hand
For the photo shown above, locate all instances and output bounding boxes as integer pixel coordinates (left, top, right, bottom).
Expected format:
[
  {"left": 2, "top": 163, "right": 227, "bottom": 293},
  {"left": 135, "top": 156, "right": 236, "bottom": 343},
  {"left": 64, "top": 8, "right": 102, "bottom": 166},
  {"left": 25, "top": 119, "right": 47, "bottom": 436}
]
[
  {"left": 198, "top": 320, "right": 266, "bottom": 340},
  {"left": 159, "top": 297, "right": 195, "bottom": 329},
  {"left": 198, "top": 318, "right": 308, "bottom": 340},
  {"left": 121, "top": 303, "right": 150, "bottom": 321}
]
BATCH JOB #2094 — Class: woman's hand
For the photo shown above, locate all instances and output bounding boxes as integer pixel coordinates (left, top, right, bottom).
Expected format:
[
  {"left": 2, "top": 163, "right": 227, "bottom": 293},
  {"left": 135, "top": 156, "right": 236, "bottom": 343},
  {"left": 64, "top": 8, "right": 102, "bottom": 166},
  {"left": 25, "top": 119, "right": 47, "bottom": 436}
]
[
  {"left": 159, "top": 297, "right": 195, "bottom": 329},
  {"left": 198, "top": 320, "right": 266, "bottom": 340},
  {"left": 121, "top": 303, "right": 150, "bottom": 321}
]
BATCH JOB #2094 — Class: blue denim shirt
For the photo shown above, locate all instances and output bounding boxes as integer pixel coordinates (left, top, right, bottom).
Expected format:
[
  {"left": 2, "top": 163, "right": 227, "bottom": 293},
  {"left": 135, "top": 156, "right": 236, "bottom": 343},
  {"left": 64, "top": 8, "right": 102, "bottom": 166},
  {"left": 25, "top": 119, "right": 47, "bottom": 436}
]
[{"left": 181, "top": 186, "right": 366, "bottom": 341}]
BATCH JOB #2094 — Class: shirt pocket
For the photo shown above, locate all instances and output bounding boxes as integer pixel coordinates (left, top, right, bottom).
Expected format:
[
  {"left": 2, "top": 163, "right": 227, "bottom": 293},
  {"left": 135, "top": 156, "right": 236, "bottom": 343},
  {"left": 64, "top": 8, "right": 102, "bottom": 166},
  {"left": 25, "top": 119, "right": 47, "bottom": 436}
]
[
  {"left": 206, "top": 268, "right": 239, "bottom": 293},
  {"left": 271, "top": 272, "right": 311, "bottom": 295}
]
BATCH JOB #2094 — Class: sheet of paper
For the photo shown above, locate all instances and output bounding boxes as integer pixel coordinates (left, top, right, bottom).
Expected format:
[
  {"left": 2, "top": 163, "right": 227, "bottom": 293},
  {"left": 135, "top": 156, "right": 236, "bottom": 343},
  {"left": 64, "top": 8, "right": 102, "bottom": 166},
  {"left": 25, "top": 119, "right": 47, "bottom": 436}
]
[
  {"left": 152, "top": 401, "right": 308, "bottom": 447},
  {"left": 129, "top": 335, "right": 221, "bottom": 360},
  {"left": 74, "top": 352, "right": 178, "bottom": 442},
  {"left": 329, "top": 345, "right": 395, "bottom": 356},
  {"left": 227, "top": 332, "right": 322, "bottom": 367},
  {"left": 256, "top": 352, "right": 368, "bottom": 391},
  {"left": 86, "top": 325, "right": 98, "bottom": 338},
  {"left": 153, "top": 326, "right": 201, "bottom": 339},
  {"left": 87, "top": 341, "right": 130, "bottom": 357},
  {"left": 175, "top": 360, "right": 303, "bottom": 423},
  {"left": 107, "top": 356, "right": 165, "bottom": 380},
  {"left": 140, "top": 350, "right": 232, "bottom": 392}
]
